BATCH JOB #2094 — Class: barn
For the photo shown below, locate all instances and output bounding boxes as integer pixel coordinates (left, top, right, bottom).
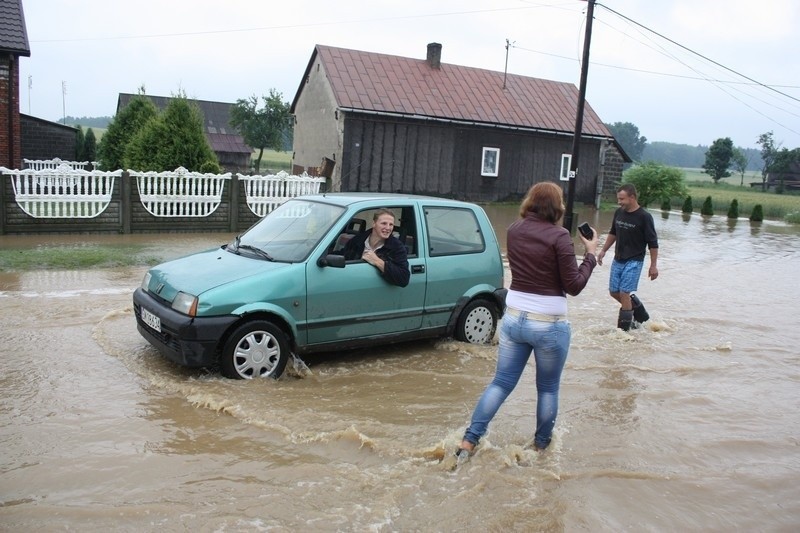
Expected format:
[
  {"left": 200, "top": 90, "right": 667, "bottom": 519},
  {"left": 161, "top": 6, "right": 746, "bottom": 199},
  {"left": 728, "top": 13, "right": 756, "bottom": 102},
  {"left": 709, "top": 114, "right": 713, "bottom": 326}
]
[{"left": 290, "top": 42, "right": 629, "bottom": 204}]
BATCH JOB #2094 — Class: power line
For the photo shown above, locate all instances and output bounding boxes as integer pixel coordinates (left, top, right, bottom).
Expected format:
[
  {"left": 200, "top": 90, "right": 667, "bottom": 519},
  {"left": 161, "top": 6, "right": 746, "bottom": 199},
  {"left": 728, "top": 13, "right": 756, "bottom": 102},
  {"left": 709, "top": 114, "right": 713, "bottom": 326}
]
[{"left": 595, "top": 2, "right": 800, "bottom": 105}]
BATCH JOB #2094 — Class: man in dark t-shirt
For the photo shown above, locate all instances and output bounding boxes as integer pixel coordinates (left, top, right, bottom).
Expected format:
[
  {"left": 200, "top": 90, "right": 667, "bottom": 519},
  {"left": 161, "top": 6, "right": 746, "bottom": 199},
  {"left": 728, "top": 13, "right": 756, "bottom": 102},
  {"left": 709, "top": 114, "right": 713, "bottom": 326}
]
[{"left": 597, "top": 184, "right": 659, "bottom": 331}]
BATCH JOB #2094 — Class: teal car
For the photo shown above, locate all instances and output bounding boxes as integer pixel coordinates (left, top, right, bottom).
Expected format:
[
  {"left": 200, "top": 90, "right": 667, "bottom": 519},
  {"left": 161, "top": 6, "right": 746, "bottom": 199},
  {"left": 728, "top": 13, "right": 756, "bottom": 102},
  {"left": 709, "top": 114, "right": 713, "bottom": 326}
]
[{"left": 133, "top": 193, "right": 506, "bottom": 379}]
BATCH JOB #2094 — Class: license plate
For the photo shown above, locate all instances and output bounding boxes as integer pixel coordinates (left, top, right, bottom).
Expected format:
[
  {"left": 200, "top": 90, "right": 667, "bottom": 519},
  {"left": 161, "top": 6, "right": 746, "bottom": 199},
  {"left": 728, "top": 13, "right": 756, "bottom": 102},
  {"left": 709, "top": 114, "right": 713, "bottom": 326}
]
[{"left": 141, "top": 307, "right": 161, "bottom": 333}]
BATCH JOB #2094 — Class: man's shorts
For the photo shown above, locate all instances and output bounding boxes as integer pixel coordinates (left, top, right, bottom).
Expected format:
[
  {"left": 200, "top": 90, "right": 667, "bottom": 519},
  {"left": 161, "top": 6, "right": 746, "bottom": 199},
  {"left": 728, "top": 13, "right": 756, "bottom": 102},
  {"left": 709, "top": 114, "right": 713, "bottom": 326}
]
[{"left": 609, "top": 259, "right": 644, "bottom": 294}]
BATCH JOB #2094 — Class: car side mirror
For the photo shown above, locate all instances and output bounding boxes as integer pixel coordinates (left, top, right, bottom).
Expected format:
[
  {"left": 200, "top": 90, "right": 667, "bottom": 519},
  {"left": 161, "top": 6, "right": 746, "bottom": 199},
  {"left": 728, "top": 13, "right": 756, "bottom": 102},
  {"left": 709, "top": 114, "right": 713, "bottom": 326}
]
[{"left": 318, "top": 254, "right": 346, "bottom": 268}]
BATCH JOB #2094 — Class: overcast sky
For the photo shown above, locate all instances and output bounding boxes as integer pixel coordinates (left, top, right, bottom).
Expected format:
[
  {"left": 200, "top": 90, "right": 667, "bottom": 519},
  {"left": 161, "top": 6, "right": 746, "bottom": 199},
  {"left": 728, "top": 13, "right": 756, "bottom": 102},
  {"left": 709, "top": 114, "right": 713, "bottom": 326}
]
[{"left": 18, "top": 0, "right": 800, "bottom": 150}]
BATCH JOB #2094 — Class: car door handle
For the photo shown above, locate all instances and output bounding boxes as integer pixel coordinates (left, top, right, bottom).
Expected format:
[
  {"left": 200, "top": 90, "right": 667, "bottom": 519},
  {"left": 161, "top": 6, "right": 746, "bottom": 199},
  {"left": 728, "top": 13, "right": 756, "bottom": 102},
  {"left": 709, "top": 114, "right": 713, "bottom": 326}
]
[{"left": 412, "top": 265, "right": 425, "bottom": 274}]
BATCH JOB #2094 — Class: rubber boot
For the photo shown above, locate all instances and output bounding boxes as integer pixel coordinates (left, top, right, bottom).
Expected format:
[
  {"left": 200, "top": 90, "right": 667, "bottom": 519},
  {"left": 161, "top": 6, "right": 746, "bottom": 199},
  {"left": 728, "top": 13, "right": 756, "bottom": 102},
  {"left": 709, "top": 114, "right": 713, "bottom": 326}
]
[
  {"left": 631, "top": 294, "right": 650, "bottom": 323},
  {"left": 617, "top": 309, "right": 634, "bottom": 331}
]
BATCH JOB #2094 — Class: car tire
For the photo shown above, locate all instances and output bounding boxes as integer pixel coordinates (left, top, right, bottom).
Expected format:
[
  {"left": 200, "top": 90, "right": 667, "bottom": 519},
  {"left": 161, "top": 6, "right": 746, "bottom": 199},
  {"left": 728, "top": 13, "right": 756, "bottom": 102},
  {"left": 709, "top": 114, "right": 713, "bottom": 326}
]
[
  {"left": 220, "top": 320, "right": 290, "bottom": 379},
  {"left": 455, "top": 299, "right": 498, "bottom": 344}
]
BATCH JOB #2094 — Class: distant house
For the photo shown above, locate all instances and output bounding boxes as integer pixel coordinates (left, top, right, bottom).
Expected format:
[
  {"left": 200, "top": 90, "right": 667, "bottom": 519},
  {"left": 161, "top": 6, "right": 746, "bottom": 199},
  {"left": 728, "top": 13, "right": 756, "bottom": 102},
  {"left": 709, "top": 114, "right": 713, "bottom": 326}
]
[
  {"left": 291, "top": 43, "right": 630, "bottom": 203},
  {"left": 766, "top": 160, "right": 800, "bottom": 191},
  {"left": 116, "top": 93, "right": 253, "bottom": 173},
  {"left": 0, "top": 0, "right": 31, "bottom": 169}
]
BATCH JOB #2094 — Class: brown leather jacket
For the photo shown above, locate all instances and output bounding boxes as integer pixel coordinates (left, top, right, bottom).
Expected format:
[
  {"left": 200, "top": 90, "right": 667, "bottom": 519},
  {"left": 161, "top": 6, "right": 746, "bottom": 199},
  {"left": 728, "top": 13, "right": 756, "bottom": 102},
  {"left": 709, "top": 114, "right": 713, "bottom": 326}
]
[{"left": 507, "top": 213, "right": 596, "bottom": 297}]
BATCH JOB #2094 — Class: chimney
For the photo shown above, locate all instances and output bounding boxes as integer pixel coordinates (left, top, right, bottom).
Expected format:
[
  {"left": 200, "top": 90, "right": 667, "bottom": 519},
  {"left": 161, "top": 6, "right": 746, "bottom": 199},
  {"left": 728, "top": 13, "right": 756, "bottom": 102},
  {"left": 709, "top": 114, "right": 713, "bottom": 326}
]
[{"left": 426, "top": 42, "right": 442, "bottom": 69}]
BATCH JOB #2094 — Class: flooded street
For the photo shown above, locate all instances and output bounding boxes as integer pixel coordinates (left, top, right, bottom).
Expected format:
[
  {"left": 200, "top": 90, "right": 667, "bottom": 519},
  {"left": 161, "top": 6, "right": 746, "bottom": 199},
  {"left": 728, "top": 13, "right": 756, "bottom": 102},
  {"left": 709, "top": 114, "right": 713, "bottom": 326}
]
[{"left": 1, "top": 208, "right": 799, "bottom": 531}]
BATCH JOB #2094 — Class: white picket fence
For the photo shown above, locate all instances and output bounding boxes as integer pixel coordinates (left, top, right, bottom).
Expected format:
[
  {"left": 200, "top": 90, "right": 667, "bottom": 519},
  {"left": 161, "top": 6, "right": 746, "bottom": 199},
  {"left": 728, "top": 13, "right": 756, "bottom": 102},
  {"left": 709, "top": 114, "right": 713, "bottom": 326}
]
[
  {"left": 131, "top": 166, "right": 232, "bottom": 217},
  {"left": 0, "top": 164, "right": 120, "bottom": 218},
  {"left": 2, "top": 162, "right": 326, "bottom": 219},
  {"left": 238, "top": 171, "right": 326, "bottom": 217},
  {"left": 23, "top": 158, "right": 96, "bottom": 170}
]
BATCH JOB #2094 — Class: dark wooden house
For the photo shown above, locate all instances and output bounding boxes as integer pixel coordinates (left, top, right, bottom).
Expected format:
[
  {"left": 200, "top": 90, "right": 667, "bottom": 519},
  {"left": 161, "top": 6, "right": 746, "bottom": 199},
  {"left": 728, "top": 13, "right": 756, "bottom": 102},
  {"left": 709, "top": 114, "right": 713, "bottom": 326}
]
[
  {"left": 116, "top": 93, "right": 253, "bottom": 173},
  {"left": 290, "top": 43, "right": 629, "bottom": 204},
  {"left": 0, "top": 0, "right": 30, "bottom": 170}
]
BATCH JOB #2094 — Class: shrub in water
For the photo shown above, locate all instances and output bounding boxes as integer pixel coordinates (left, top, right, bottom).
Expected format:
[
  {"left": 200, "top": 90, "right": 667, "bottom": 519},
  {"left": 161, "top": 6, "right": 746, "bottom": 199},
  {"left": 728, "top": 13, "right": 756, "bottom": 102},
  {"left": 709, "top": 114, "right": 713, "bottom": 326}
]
[
  {"left": 701, "top": 196, "right": 714, "bottom": 216},
  {"left": 727, "top": 199, "right": 739, "bottom": 219},
  {"left": 682, "top": 196, "right": 693, "bottom": 213},
  {"left": 750, "top": 204, "right": 764, "bottom": 222},
  {"left": 661, "top": 198, "right": 671, "bottom": 211}
]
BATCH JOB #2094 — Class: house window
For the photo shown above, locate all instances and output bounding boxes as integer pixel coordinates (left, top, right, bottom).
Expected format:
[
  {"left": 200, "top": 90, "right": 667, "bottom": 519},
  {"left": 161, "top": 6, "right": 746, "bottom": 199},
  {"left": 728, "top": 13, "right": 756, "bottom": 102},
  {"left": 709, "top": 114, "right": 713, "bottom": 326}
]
[{"left": 481, "top": 147, "right": 499, "bottom": 177}]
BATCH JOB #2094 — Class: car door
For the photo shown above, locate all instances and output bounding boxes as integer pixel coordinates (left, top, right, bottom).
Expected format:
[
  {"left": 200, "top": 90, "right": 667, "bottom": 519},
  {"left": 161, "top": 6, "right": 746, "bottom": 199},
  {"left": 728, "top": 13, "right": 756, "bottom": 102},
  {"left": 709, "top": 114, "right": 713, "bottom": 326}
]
[
  {"left": 304, "top": 204, "right": 426, "bottom": 345},
  {"left": 421, "top": 204, "right": 497, "bottom": 328}
]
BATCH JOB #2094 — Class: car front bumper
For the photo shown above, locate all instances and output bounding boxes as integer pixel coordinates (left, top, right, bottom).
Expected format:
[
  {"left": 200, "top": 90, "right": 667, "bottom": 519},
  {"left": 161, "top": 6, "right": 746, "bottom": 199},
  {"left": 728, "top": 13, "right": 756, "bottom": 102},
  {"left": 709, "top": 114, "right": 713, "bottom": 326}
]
[{"left": 132, "top": 288, "right": 239, "bottom": 368}]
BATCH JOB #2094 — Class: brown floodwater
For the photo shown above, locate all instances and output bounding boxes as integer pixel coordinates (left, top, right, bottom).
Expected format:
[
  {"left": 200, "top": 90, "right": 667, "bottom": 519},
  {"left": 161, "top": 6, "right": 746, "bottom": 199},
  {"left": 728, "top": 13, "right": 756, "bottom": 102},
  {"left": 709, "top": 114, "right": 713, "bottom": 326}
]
[{"left": 1, "top": 207, "right": 799, "bottom": 531}]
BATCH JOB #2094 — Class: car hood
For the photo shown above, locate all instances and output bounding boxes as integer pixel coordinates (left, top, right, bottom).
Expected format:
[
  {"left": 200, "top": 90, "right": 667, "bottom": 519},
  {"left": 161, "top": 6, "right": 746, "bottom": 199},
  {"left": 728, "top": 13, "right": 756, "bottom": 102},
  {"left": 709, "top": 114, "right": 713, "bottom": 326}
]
[{"left": 147, "top": 247, "right": 290, "bottom": 302}]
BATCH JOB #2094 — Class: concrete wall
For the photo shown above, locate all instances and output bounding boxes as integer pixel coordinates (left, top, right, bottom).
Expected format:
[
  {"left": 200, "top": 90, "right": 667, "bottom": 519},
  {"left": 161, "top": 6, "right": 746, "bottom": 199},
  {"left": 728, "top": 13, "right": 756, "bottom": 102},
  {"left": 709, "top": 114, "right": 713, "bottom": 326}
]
[{"left": 291, "top": 55, "right": 343, "bottom": 189}]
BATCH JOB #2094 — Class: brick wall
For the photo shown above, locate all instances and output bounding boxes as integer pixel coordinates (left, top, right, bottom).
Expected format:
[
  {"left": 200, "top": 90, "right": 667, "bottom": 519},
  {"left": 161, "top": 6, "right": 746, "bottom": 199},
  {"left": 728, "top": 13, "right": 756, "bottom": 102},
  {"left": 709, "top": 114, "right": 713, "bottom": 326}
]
[
  {"left": 0, "top": 53, "right": 23, "bottom": 169},
  {"left": 20, "top": 114, "right": 78, "bottom": 163}
]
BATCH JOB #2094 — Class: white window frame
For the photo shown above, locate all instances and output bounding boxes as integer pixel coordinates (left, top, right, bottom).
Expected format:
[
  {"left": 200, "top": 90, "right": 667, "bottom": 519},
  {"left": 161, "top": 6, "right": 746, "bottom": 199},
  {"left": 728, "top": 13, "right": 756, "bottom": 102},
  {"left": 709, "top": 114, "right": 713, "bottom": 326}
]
[{"left": 481, "top": 147, "right": 500, "bottom": 177}]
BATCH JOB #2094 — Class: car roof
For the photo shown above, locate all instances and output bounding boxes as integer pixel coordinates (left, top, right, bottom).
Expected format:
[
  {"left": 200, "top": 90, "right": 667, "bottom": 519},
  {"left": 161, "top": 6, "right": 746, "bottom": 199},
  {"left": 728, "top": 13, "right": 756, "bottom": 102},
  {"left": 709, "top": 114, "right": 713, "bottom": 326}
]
[{"left": 295, "top": 192, "right": 478, "bottom": 208}]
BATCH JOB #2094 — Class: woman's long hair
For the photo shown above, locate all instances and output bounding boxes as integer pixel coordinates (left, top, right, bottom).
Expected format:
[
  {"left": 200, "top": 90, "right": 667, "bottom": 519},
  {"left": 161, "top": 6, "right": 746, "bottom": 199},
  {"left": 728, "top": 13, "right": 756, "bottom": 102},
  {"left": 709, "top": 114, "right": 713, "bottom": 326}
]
[{"left": 519, "top": 182, "right": 565, "bottom": 223}]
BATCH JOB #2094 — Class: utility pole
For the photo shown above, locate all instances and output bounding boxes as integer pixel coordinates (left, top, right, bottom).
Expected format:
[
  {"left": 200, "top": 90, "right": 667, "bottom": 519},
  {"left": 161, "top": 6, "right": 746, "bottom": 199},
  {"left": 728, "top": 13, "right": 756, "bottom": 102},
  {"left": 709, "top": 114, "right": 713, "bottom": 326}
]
[
  {"left": 61, "top": 81, "right": 67, "bottom": 124},
  {"left": 563, "top": 0, "right": 596, "bottom": 232}
]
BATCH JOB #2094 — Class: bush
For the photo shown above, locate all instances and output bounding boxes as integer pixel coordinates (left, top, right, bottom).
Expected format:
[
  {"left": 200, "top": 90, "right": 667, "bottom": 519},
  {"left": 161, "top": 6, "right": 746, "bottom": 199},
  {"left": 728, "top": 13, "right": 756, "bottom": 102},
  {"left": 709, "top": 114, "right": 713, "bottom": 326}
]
[
  {"left": 750, "top": 204, "right": 764, "bottom": 222},
  {"left": 199, "top": 160, "right": 222, "bottom": 174},
  {"left": 727, "top": 199, "right": 739, "bottom": 219},
  {"left": 701, "top": 196, "right": 714, "bottom": 216},
  {"left": 682, "top": 196, "right": 693, "bottom": 213},
  {"left": 622, "top": 161, "right": 688, "bottom": 207},
  {"left": 660, "top": 198, "right": 671, "bottom": 210}
]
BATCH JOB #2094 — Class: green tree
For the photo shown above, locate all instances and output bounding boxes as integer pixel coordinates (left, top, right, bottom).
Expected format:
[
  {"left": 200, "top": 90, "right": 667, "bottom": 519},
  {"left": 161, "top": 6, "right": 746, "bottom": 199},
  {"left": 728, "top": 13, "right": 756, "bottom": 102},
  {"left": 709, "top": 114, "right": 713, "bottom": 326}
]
[
  {"left": 731, "top": 148, "right": 749, "bottom": 186},
  {"left": 97, "top": 89, "right": 158, "bottom": 170},
  {"left": 230, "top": 89, "right": 291, "bottom": 173},
  {"left": 750, "top": 204, "right": 763, "bottom": 222},
  {"left": 83, "top": 128, "right": 97, "bottom": 164},
  {"left": 701, "top": 196, "right": 714, "bottom": 216},
  {"left": 702, "top": 137, "right": 734, "bottom": 183},
  {"left": 681, "top": 196, "right": 693, "bottom": 213},
  {"left": 660, "top": 198, "right": 671, "bottom": 211},
  {"left": 125, "top": 93, "right": 219, "bottom": 172},
  {"left": 621, "top": 161, "right": 688, "bottom": 207},
  {"left": 605, "top": 121, "right": 647, "bottom": 162},
  {"left": 727, "top": 199, "right": 739, "bottom": 219},
  {"left": 75, "top": 126, "right": 85, "bottom": 161},
  {"left": 756, "top": 131, "right": 779, "bottom": 191}
]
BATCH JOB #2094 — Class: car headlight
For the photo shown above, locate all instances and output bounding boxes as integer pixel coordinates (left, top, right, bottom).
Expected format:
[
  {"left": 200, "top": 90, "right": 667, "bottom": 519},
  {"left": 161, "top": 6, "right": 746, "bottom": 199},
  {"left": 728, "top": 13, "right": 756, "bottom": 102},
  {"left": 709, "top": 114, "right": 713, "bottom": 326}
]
[
  {"left": 141, "top": 272, "right": 152, "bottom": 292},
  {"left": 171, "top": 292, "right": 198, "bottom": 317}
]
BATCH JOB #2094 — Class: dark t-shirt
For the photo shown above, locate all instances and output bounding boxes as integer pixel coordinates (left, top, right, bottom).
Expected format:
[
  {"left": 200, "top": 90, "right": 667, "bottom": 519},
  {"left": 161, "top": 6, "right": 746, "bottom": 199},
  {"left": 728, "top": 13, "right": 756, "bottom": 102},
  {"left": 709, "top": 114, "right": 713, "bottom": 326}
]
[{"left": 609, "top": 207, "right": 658, "bottom": 262}]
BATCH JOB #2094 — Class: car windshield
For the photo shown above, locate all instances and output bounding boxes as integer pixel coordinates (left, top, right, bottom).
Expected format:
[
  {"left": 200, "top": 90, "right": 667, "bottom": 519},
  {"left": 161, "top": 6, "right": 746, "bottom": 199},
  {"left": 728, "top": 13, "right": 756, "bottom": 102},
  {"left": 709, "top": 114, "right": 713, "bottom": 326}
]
[{"left": 229, "top": 199, "right": 345, "bottom": 262}]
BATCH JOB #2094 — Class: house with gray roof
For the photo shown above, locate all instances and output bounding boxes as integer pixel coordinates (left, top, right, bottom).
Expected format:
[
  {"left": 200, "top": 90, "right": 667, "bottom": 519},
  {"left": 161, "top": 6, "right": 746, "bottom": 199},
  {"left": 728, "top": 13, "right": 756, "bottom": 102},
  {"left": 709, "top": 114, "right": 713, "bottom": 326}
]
[
  {"left": 116, "top": 93, "right": 253, "bottom": 173},
  {"left": 291, "top": 43, "right": 629, "bottom": 203},
  {"left": 0, "top": 0, "right": 30, "bottom": 170}
]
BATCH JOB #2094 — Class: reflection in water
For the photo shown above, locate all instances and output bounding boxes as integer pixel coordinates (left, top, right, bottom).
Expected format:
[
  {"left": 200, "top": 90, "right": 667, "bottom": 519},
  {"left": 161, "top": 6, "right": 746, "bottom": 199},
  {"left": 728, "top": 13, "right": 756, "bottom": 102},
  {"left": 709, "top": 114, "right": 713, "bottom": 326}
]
[{"left": 1, "top": 210, "right": 800, "bottom": 530}]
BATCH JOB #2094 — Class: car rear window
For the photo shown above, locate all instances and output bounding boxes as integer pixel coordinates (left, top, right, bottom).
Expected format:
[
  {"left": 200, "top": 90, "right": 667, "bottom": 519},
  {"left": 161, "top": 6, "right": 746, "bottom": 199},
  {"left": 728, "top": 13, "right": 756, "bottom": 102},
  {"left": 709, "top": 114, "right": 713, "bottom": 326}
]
[{"left": 425, "top": 207, "right": 485, "bottom": 257}]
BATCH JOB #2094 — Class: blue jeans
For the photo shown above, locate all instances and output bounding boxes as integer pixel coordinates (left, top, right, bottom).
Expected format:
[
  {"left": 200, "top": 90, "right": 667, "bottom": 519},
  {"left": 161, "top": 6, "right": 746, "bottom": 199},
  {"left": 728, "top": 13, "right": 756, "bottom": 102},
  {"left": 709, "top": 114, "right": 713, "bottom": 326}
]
[{"left": 463, "top": 312, "right": 571, "bottom": 450}]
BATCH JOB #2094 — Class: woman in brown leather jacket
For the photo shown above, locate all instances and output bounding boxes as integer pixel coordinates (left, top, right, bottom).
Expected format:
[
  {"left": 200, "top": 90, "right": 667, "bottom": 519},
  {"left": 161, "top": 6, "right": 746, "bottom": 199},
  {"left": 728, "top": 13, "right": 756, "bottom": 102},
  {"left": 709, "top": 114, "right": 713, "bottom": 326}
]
[{"left": 456, "top": 182, "right": 598, "bottom": 461}]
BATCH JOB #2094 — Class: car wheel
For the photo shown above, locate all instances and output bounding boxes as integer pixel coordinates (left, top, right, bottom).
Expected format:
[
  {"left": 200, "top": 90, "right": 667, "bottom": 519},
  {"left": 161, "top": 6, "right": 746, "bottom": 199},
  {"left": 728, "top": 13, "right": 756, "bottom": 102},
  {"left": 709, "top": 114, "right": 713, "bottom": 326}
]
[
  {"left": 455, "top": 299, "right": 497, "bottom": 344},
  {"left": 220, "top": 320, "right": 290, "bottom": 379}
]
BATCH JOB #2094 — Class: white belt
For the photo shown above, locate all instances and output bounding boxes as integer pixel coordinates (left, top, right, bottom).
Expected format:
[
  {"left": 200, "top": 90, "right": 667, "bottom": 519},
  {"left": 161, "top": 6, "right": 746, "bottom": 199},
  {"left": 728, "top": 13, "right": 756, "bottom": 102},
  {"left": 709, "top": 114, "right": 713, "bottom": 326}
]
[{"left": 505, "top": 307, "right": 567, "bottom": 322}]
